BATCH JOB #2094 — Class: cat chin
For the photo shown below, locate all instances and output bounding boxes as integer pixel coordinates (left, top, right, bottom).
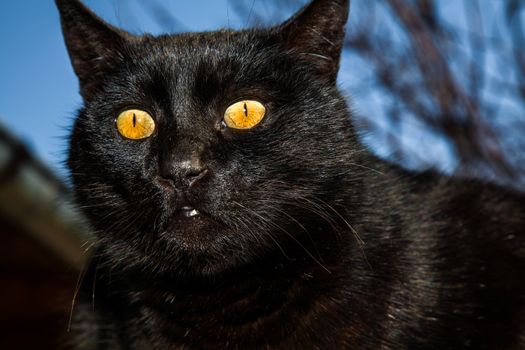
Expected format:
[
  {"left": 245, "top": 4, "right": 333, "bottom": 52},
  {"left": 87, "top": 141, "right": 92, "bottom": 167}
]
[
  {"left": 148, "top": 242, "right": 257, "bottom": 278},
  {"left": 101, "top": 232, "right": 251, "bottom": 278},
  {"left": 163, "top": 211, "right": 228, "bottom": 248}
]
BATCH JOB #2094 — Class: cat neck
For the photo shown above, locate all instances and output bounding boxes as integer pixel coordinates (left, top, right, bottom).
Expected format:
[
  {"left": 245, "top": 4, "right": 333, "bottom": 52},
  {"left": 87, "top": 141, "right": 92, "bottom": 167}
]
[
  {"left": 91, "top": 235, "right": 353, "bottom": 347},
  {"left": 139, "top": 255, "right": 350, "bottom": 347}
]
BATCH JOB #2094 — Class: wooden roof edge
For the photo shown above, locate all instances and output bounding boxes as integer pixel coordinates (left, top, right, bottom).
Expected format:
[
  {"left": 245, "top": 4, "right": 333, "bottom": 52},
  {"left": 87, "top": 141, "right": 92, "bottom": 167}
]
[{"left": 0, "top": 122, "right": 94, "bottom": 271}]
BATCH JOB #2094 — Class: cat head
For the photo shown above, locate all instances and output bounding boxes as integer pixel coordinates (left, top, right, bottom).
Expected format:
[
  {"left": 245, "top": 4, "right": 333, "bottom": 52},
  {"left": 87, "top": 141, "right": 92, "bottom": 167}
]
[{"left": 59, "top": 0, "right": 359, "bottom": 276}]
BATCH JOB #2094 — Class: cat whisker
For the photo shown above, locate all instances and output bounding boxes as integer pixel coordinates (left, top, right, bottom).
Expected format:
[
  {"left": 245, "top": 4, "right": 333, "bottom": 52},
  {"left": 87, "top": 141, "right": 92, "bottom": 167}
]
[
  {"left": 258, "top": 199, "right": 324, "bottom": 259},
  {"left": 67, "top": 236, "right": 102, "bottom": 333},
  {"left": 80, "top": 239, "right": 94, "bottom": 249},
  {"left": 248, "top": 188, "right": 371, "bottom": 269},
  {"left": 233, "top": 201, "right": 332, "bottom": 274},
  {"left": 252, "top": 183, "right": 364, "bottom": 245},
  {"left": 341, "top": 163, "right": 385, "bottom": 176},
  {"left": 314, "top": 196, "right": 365, "bottom": 245},
  {"left": 265, "top": 193, "right": 342, "bottom": 237},
  {"left": 92, "top": 260, "right": 100, "bottom": 312},
  {"left": 302, "top": 52, "right": 332, "bottom": 61},
  {"left": 310, "top": 27, "right": 335, "bottom": 46},
  {"left": 244, "top": 0, "right": 256, "bottom": 27},
  {"left": 68, "top": 255, "right": 90, "bottom": 332},
  {"left": 307, "top": 195, "right": 372, "bottom": 269},
  {"left": 232, "top": 201, "right": 291, "bottom": 261}
]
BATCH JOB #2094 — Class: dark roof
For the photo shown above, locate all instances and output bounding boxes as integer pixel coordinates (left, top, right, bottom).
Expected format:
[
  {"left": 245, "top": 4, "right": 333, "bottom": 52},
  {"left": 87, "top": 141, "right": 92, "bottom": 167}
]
[{"left": 0, "top": 122, "right": 92, "bottom": 269}]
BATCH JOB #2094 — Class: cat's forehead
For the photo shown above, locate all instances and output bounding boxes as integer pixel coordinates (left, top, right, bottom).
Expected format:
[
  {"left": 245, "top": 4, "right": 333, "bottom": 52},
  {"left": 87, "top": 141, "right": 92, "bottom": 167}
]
[
  {"left": 136, "top": 30, "right": 269, "bottom": 66},
  {"left": 120, "top": 30, "right": 283, "bottom": 107}
]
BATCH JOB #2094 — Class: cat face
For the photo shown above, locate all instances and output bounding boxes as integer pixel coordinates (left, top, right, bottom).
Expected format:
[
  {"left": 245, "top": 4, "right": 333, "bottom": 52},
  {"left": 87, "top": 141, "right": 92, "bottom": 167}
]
[{"left": 60, "top": 0, "right": 355, "bottom": 275}]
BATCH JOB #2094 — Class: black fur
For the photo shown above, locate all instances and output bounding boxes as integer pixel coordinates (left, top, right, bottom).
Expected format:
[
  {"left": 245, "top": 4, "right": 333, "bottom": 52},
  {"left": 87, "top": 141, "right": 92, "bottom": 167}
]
[{"left": 57, "top": 0, "right": 525, "bottom": 348}]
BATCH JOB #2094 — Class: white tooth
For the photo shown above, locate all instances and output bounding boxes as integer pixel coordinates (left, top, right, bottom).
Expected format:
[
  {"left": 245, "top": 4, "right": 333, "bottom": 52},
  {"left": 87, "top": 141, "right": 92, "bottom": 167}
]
[{"left": 188, "top": 209, "right": 199, "bottom": 217}]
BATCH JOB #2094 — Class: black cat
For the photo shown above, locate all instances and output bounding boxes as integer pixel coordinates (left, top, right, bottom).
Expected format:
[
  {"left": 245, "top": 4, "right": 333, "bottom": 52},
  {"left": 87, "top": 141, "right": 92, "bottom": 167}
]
[{"left": 57, "top": 0, "right": 525, "bottom": 348}]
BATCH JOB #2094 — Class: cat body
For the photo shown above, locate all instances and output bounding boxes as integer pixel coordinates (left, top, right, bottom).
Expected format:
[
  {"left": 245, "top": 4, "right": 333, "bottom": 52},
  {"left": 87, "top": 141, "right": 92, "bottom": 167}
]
[
  {"left": 74, "top": 169, "right": 525, "bottom": 350},
  {"left": 56, "top": 0, "right": 525, "bottom": 348}
]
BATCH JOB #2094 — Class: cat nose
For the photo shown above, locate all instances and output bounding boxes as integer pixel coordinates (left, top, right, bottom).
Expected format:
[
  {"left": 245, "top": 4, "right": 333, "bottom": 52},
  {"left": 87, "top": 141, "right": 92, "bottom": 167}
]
[
  {"left": 158, "top": 159, "right": 208, "bottom": 190},
  {"left": 180, "top": 161, "right": 208, "bottom": 187}
]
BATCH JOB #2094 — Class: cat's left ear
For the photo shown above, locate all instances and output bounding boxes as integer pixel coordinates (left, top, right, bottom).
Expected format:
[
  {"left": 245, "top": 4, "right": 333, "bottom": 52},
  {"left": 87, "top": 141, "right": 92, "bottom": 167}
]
[
  {"left": 56, "top": 0, "right": 134, "bottom": 99},
  {"left": 274, "top": 0, "right": 349, "bottom": 83}
]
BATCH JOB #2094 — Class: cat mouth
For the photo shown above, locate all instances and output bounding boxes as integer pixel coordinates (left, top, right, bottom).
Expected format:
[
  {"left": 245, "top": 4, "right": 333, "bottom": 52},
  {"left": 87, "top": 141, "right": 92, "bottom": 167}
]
[
  {"left": 165, "top": 204, "right": 226, "bottom": 246},
  {"left": 178, "top": 206, "right": 200, "bottom": 218}
]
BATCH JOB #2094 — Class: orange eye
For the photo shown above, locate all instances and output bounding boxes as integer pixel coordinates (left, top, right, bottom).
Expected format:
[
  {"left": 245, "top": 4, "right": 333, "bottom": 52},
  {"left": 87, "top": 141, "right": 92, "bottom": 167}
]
[
  {"left": 224, "top": 100, "right": 266, "bottom": 130},
  {"left": 116, "top": 109, "right": 155, "bottom": 140}
]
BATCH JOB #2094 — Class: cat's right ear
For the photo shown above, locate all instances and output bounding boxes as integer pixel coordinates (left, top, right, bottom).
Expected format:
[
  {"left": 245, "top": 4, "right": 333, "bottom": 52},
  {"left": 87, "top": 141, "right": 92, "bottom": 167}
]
[
  {"left": 273, "top": 0, "right": 349, "bottom": 83},
  {"left": 56, "top": 0, "right": 133, "bottom": 99}
]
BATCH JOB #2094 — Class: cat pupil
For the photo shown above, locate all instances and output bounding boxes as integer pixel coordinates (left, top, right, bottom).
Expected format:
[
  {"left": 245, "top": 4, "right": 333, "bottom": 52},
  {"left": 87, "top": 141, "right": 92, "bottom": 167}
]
[
  {"left": 132, "top": 113, "right": 136, "bottom": 127},
  {"left": 244, "top": 103, "right": 248, "bottom": 117}
]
